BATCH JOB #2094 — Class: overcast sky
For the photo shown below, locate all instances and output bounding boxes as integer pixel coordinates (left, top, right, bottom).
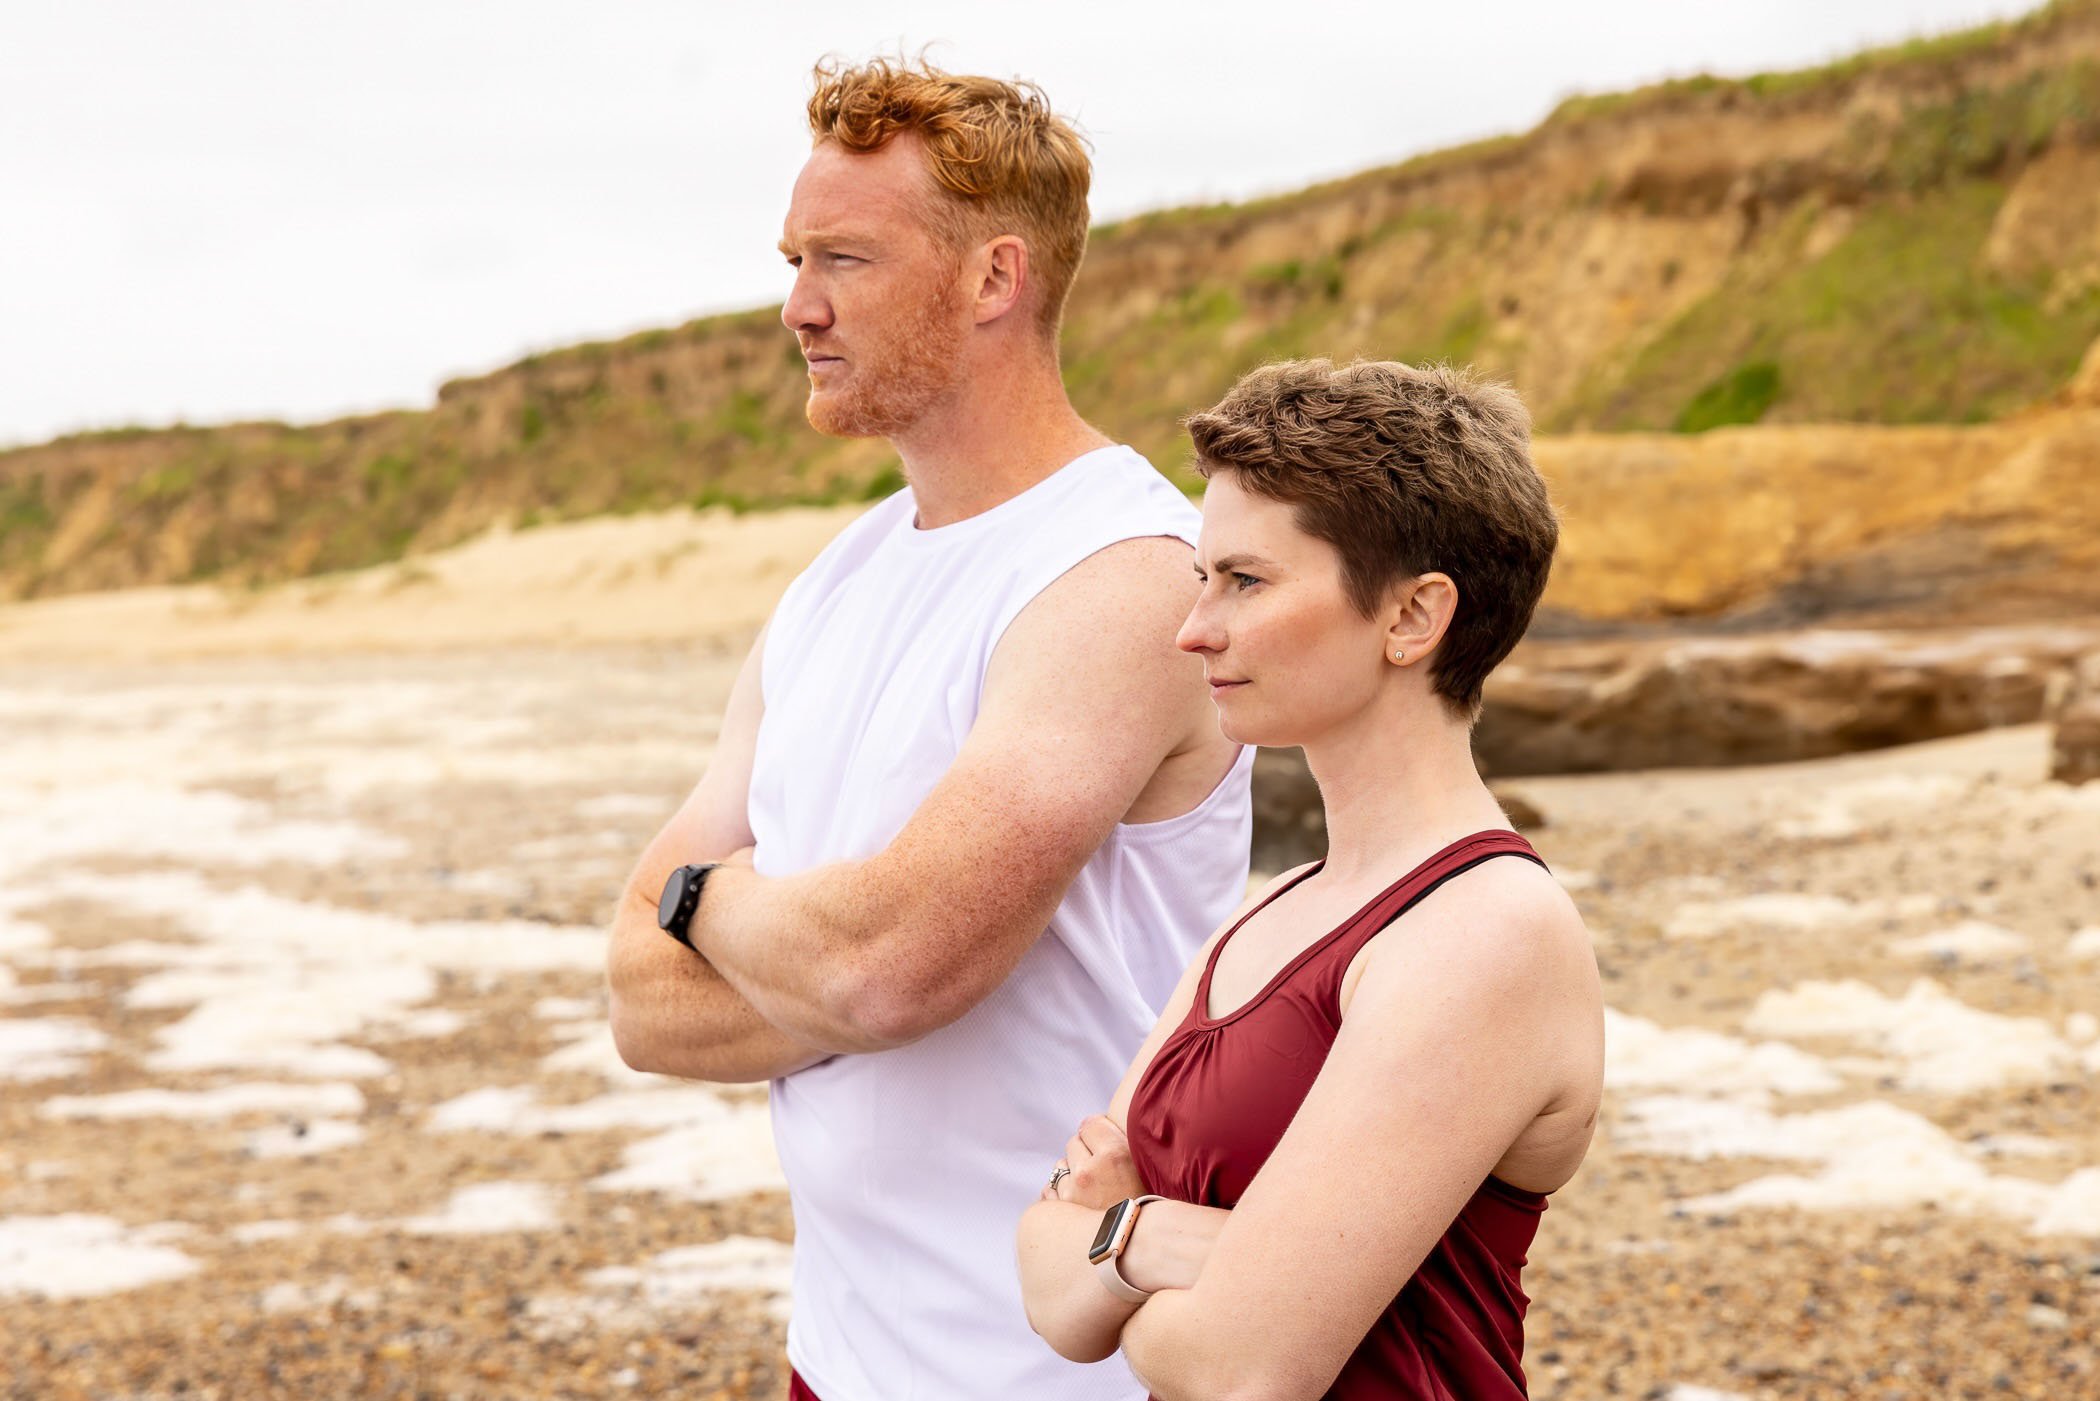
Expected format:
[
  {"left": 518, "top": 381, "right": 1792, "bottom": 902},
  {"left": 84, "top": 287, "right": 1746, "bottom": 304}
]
[{"left": 1, "top": 0, "right": 2040, "bottom": 448}]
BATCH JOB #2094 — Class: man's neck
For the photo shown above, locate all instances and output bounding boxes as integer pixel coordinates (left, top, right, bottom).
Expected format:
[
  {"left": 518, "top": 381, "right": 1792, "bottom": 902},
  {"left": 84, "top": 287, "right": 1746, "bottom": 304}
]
[{"left": 889, "top": 356, "right": 1111, "bottom": 529}]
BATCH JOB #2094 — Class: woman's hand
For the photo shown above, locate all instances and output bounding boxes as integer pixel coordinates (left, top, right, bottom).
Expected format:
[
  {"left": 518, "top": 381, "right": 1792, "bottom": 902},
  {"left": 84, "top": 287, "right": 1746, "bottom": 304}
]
[{"left": 1044, "top": 1114, "right": 1147, "bottom": 1210}]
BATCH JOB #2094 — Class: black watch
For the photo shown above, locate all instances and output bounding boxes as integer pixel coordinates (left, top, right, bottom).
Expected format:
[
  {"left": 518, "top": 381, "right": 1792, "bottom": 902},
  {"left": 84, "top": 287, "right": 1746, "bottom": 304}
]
[{"left": 656, "top": 863, "right": 719, "bottom": 950}]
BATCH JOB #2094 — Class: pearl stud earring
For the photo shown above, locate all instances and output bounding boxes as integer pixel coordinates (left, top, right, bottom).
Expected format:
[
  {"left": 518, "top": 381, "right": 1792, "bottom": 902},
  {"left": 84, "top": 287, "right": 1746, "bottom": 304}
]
[{"left": 1392, "top": 650, "right": 1405, "bottom": 662}]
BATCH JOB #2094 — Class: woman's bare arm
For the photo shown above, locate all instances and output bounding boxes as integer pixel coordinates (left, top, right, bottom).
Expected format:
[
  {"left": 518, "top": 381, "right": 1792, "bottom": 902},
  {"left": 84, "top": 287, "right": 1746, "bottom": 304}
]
[
  {"left": 1116, "top": 864, "right": 1599, "bottom": 1401},
  {"left": 1016, "top": 866, "right": 1311, "bottom": 1361}
]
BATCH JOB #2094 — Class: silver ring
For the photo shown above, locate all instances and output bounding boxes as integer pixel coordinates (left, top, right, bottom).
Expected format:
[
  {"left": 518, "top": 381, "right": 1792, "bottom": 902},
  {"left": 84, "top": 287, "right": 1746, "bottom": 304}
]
[{"left": 1048, "top": 1164, "right": 1071, "bottom": 1189}]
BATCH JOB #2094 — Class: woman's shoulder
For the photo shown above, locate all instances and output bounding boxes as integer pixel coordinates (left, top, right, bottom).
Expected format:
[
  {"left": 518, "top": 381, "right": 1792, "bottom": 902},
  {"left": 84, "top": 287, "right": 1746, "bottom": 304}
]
[{"left": 1342, "top": 846, "right": 1593, "bottom": 1015}]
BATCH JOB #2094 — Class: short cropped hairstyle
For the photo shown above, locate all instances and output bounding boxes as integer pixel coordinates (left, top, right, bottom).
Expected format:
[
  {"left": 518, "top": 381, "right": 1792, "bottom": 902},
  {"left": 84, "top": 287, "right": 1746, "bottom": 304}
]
[
  {"left": 807, "top": 57, "right": 1092, "bottom": 335},
  {"left": 1186, "top": 359, "right": 1557, "bottom": 718}
]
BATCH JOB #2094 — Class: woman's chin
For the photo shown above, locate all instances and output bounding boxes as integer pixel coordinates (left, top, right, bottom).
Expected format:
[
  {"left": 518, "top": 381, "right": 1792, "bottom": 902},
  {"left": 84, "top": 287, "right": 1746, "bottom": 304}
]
[{"left": 1214, "top": 710, "right": 1293, "bottom": 750}]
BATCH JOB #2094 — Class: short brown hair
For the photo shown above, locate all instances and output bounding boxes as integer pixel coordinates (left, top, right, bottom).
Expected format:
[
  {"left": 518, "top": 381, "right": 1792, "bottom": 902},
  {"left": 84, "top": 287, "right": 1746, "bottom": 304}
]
[
  {"left": 806, "top": 57, "right": 1092, "bottom": 335},
  {"left": 1186, "top": 359, "right": 1557, "bottom": 718}
]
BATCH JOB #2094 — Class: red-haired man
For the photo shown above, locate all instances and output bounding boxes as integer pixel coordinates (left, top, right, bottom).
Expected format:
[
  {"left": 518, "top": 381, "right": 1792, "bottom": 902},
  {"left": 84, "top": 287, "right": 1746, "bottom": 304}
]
[{"left": 607, "top": 59, "right": 1251, "bottom": 1401}]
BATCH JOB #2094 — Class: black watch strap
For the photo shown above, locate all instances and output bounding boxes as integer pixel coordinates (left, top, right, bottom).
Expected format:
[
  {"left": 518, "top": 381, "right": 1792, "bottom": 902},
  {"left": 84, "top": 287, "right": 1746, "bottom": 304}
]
[{"left": 656, "top": 863, "right": 720, "bottom": 950}]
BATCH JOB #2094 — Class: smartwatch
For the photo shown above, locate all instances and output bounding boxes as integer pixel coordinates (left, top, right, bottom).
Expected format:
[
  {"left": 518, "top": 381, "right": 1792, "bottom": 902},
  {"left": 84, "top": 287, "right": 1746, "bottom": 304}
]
[
  {"left": 656, "top": 863, "right": 719, "bottom": 950},
  {"left": 1087, "top": 1194, "right": 1166, "bottom": 1304}
]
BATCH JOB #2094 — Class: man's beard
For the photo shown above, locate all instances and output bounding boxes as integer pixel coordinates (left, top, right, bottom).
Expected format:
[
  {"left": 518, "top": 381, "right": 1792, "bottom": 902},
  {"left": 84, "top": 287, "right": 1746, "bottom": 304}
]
[{"left": 804, "top": 281, "right": 968, "bottom": 440}]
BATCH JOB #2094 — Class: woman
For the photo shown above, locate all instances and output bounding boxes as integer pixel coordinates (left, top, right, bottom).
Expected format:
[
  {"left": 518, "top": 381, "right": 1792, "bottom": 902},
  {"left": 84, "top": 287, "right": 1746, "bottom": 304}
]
[{"left": 1015, "top": 359, "right": 1603, "bottom": 1400}]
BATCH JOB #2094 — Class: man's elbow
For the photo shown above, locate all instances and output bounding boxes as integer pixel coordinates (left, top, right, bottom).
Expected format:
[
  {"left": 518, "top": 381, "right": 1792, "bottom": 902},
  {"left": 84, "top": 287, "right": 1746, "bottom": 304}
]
[
  {"left": 606, "top": 988, "right": 672, "bottom": 1076},
  {"left": 826, "top": 954, "right": 977, "bottom": 1052}
]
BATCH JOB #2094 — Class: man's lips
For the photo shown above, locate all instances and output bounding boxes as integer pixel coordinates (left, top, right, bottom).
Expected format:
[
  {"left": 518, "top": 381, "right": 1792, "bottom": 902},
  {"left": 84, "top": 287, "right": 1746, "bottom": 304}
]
[{"left": 1207, "top": 677, "right": 1248, "bottom": 693}]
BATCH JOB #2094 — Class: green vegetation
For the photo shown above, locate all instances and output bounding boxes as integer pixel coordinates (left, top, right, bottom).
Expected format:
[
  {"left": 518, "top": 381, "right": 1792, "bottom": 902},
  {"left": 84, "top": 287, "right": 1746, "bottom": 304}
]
[
  {"left": 1676, "top": 362, "right": 1782, "bottom": 433},
  {"left": 1547, "top": 0, "right": 2092, "bottom": 124},
  {"left": 1562, "top": 178, "right": 2100, "bottom": 430}
]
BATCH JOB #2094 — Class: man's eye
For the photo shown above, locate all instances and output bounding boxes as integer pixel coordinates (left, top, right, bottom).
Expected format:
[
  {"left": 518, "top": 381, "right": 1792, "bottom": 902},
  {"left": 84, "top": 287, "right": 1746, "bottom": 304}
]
[
  {"left": 784, "top": 256, "right": 801, "bottom": 269},
  {"left": 1232, "top": 573, "right": 1260, "bottom": 590}
]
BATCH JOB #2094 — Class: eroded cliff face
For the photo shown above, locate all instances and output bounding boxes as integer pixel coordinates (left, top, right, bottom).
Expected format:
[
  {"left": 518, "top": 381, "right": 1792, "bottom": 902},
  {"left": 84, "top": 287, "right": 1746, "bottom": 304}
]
[{"left": 3, "top": 1, "right": 2098, "bottom": 612}]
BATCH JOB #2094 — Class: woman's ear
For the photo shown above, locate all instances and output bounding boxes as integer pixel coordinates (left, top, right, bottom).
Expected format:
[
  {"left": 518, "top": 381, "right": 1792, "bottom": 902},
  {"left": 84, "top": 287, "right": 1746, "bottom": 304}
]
[{"left": 1384, "top": 572, "right": 1458, "bottom": 669}]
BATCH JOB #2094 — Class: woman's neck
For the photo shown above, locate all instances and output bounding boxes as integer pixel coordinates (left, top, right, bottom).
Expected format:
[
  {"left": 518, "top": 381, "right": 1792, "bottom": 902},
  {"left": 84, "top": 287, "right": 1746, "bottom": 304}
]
[{"left": 1300, "top": 700, "right": 1506, "bottom": 885}]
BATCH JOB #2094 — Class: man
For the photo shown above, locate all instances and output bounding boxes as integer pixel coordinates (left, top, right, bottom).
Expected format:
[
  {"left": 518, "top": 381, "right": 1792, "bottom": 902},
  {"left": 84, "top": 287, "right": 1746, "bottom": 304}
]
[{"left": 605, "top": 59, "right": 1252, "bottom": 1401}]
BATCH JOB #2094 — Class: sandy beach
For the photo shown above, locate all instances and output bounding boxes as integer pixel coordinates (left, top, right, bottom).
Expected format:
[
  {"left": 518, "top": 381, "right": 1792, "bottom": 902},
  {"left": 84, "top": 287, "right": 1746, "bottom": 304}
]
[{"left": 3, "top": 513, "right": 2097, "bottom": 1399}]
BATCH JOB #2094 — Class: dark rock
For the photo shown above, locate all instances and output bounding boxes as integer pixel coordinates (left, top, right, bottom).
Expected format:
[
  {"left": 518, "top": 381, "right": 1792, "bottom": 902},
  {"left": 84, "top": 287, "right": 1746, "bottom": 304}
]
[
  {"left": 2048, "top": 651, "right": 2100, "bottom": 785},
  {"left": 1474, "top": 624, "right": 2100, "bottom": 776}
]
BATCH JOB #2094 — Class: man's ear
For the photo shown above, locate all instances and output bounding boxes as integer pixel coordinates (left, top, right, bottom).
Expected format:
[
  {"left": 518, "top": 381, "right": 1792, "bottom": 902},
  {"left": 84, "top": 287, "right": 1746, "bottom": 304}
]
[
  {"left": 1383, "top": 573, "right": 1459, "bottom": 668},
  {"left": 971, "top": 235, "right": 1029, "bottom": 327}
]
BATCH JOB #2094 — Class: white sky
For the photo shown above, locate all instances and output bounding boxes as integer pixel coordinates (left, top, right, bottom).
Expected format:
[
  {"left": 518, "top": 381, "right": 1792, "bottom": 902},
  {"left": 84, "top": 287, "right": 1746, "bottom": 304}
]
[{"left": 1, "top": 0, "right": 2039, "bottom": 448}]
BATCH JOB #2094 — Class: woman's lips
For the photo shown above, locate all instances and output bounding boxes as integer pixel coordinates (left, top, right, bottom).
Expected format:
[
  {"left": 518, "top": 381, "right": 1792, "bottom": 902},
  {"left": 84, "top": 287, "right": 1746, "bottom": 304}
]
[{"left": 1208, "top": 678, "right": 1248, "bottom": 694}]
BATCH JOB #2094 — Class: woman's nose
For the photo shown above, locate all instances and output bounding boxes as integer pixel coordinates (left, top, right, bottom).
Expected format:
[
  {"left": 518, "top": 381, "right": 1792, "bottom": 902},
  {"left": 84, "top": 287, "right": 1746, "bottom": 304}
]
[{"left": 1175, "top": 599, "right": 1219, "bottom": 655}]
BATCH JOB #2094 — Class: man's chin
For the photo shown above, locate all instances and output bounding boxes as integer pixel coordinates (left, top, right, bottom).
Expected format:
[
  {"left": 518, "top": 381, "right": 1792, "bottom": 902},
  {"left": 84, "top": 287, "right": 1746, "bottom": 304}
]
[{"left": 804, "top": 391, "right": 885, "bottom": 440}]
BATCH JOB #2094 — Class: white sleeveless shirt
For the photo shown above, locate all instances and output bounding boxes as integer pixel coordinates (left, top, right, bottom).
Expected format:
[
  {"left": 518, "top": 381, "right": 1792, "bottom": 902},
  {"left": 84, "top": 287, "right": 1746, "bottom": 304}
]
[{"left": 747, "top": 445, "right": 1253, "bottom": 1401}]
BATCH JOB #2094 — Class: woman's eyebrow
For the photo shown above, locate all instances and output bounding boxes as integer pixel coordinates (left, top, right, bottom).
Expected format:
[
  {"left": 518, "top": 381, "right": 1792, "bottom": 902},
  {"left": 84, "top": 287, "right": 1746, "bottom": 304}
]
[{"left": 1205, "top": 553, "right": 1271, "bottom": 573}]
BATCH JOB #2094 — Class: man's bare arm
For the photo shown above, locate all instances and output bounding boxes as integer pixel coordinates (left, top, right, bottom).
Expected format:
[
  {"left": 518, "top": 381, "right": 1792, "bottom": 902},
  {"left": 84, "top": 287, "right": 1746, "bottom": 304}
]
[
  {"left": 685, "top": 535, "right": 1225, "bottom": 1053},
  {"left": 605, "top": 624, "right": 827, "bottom": 1083}
]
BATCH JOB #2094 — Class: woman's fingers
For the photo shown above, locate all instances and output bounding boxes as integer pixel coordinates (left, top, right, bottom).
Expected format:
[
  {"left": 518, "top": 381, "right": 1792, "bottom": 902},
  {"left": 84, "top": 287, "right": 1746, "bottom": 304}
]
[{"left": 1077, "top": 1114, "right": 1126, "bottom": 1152}]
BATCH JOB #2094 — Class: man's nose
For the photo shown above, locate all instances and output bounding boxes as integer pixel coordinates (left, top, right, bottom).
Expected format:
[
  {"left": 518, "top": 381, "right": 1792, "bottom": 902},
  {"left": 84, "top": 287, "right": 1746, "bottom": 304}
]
[{"left": 781, "top": 270, "right": 831, "bottom": 335}]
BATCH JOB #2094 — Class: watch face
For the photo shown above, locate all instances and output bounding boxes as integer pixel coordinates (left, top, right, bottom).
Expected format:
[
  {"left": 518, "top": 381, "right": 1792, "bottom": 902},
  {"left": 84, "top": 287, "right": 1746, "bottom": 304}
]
[
  {"left": 1087, "top": 1201, "right": 1127, "bottom": 1263},
  {"left": 657, "top": 867, "right": 691, "bottom": 930}
]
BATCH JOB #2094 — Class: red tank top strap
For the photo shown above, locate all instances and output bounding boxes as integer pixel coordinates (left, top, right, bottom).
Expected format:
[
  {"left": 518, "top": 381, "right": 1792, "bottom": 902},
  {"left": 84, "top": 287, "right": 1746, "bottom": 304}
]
[{"left": 1307, "top": 829, "right": 1547, "bottom": 1009}]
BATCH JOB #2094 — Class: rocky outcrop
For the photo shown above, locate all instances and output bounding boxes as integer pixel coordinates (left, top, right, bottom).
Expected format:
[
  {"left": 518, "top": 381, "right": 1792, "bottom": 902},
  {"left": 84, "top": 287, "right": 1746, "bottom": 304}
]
[
  {"left": 1473, "top": 624, "right": 2100, "bottom": 775},
  {"left": 2049, "top": 652, "right": 2100, "bottom": 785}
]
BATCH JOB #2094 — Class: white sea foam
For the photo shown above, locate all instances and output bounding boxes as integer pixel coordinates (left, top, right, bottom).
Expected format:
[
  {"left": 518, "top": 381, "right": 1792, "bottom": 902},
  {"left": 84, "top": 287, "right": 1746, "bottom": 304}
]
[
  {"left": 1746, "top": 979, "right": 2076, "bottom": 1094},
  {"left": 259, "top": 1276, "right": 381, "bottom": 1314},
  {"left": 31, "top": 871, "right": 602, "bottom": 1077},
  {"left": 584, "top": 1235, "right": 794, "bottom": 1319},
  {"left": 2030, "top": 1169, "right": 2100, "bottom": 1237},
  {"left": 1663, "top": 892, "right": 1936, "bottom": 941},
  {"left": 533, "top": 996, "right": 601, "bottom": 1021},
  {"left": 0, "top": 1215, "right": 199, "bottom": 1299},
  {"left": 590, "top": 1104, "right": 787, "bottom": 1202},
  {"left": 1603, "top": 1008, "right": 1840, "bottom": 1098},
  {"left": 1619, "top": 1095, "right": 2100, "bottom": 1234},
  {"left": 0, "top": 781, "right": 403, "bottom": 888},
  {"left": 231, "top": 1220, "right": 305, "bottom": 1244},
  {"left": 401, "top": 1182, "right": 560, "bottom": 1235},
  {"left": 541, "top": 1021, "right": 666, "bottom": 1086},
  {"left": 1772, "top": 774, "right": 1965, "bottom": 841},
  {"left": 40, "top": 1082, "right": 366, "bottom": 1122},
  {"left": 0, "top": 1017, "right": 108, "bottom": 1080},
  {"left": 427, "top": 1085, "right": 733, "bottom": 1135},
  {"left": 1887, "top": 922, "right": 2029, "bottom": 963}
]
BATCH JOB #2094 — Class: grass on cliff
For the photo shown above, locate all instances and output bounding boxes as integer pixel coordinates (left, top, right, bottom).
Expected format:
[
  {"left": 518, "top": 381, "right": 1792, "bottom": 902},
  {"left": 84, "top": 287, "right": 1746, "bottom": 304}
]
[{"left": 1565, "top": 177, "right": 2100, "bottom": 430}]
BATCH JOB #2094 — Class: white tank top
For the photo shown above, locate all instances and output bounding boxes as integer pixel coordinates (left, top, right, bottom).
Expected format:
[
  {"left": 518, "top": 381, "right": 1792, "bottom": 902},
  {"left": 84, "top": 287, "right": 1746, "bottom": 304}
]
[{"left": 747, "top": 445, "right": 1254, "bottom": 1401}]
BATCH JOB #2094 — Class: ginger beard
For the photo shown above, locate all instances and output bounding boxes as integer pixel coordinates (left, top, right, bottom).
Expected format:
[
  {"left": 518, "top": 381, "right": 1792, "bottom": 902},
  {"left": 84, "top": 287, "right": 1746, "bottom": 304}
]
[{"left": 801, "top": 259, "right": 970, "bottom": 440}]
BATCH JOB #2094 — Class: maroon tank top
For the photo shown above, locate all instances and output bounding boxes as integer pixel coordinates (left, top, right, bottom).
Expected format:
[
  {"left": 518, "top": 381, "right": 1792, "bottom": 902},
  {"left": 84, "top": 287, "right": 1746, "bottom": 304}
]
[{"left": 1126, "top": 831, "right": 1550, "bottom": 1400}]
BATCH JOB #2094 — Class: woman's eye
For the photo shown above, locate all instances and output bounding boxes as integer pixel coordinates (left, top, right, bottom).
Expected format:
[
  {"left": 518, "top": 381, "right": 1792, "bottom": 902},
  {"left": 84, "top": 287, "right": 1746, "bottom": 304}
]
[{"left": 1232, "top": 573, "right": 1259, "bottom": 590}]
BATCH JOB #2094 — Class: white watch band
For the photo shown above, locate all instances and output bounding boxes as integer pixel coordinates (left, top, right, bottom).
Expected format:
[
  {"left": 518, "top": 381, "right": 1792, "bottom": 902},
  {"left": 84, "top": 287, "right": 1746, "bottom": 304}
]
[
  {"left": 1093, "top": 1195, "right": 1165, "bottom": 1304},
  {"left": 1094, "top": 1251, "right": 1152, "bottom": 1304}
]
